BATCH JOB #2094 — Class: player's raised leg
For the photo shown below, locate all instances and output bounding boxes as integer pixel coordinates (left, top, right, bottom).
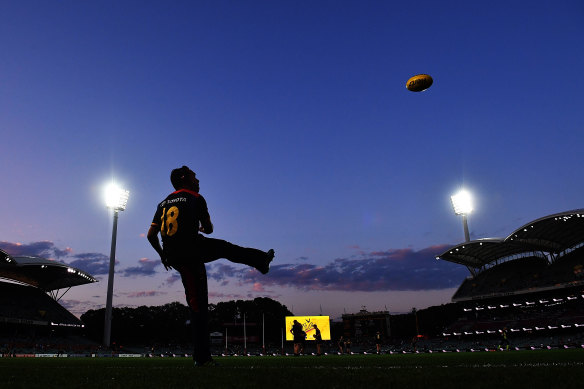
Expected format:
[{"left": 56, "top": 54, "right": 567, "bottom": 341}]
[{"left": 198, "top": 236, "right": 275, "bottom": 274}]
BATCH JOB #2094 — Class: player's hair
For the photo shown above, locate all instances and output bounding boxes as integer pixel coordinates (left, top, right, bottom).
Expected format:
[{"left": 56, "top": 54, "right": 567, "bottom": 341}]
[{"left": 170, "top": 165, "right": 192, "bottom": 190}]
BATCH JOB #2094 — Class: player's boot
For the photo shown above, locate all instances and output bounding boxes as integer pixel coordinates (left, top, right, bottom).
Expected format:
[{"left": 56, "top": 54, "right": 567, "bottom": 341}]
[{"left": 258, "top": 249, "right": 275, "bottom": 274}]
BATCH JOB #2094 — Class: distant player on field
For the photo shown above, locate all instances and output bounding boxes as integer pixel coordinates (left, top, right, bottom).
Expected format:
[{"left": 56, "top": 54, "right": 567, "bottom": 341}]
[
  {"left": 313, "top": 324, "right": 323, "bottom": 356},
  {"left": 499, "top": 327, "right": 510, "bottom": 351},
  {"left": 291, "top": 319, "right": 304, "bottom": 356}
]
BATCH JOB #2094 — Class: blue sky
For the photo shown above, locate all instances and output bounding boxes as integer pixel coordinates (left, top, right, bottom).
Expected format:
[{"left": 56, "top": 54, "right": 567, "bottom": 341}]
[{"left": 1, "top": 1, "right": 583, "bottom": 319}]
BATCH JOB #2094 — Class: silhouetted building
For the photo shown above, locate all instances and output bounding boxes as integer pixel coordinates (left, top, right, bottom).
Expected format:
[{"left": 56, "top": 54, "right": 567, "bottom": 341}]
[{"left": 341, "top": 307, "right": 390, "bottom": 340}]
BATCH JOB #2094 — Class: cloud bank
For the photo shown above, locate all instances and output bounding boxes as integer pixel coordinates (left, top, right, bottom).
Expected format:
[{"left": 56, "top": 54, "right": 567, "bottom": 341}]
[
  {"left": 1, "top": 241, "right": 468, "bottom": 293},
  {"left": 0, "top": 241, "right": 158, "bottom": 277},
  {"left": 207, "top": 244, "right": 468, "bottom": 292},
  {"left": 67, "top": 252, "right": 112, "bottom": 276},
  {"left": 0, "top": 241, "right": 71, "bottom": 258},
  {"left": 121, "top": 258, "right": 161, "bottom": 277}
]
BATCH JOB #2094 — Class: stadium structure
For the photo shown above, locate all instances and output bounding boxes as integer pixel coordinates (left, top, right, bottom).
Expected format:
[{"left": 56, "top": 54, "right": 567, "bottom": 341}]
[
  {"left": 341, "top": 308, "right": 390, "bottom": 339},
  {"left": 434, "top": 209, "right": 584, "bottom": 350},
  {"left": 0, "top": 248, "right": 97, "bottom": 354}
]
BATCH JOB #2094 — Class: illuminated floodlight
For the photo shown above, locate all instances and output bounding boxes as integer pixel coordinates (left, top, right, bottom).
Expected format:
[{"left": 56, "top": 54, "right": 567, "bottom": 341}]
[
  {"left": 451, "top": 189, "right": 473, "bottom": 215},
  {"left": 105, "top": 183, "right": 130, "bottom": 211},
  {"left": 450, "top": 189, "right": 473, "bottom": 242}
]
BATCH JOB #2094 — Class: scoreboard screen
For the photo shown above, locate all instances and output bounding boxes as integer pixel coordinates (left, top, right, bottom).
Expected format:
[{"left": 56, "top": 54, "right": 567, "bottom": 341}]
[{"left": 285, "top": 316, "right": 331, "bottom": 341}]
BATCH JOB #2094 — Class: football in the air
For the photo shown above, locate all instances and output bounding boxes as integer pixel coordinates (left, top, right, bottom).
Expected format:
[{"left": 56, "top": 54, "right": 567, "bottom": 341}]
[{"left": 406, "top": 74, "right": 433, "bottom": 92}]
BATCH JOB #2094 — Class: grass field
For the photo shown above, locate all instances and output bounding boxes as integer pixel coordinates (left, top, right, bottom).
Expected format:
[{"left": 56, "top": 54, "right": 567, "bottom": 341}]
[{"left": 1, "top": 349, "right": 584, "bottom": 389}]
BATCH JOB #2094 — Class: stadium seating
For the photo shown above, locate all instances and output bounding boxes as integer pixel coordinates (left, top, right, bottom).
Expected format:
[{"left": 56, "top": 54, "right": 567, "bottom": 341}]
[
  {"left": 453, "top": 250, "right": 584, "bottom": 301},
  {"left": 0, "top": 281, "right": 81, "bottom": 326}
]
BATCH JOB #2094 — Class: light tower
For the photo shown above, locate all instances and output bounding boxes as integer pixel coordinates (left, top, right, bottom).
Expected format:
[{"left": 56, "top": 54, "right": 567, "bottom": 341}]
[
  {"left": 451, "top": 189, "right": 473, "bottom": 242},
  {"left": 103, "top": 182, "right": 129, "bottom": 347}
]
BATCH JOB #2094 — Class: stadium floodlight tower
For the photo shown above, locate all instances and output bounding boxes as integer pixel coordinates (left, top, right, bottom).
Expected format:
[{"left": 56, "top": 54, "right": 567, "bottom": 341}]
[
  {"left": 103, "top": 182, "right": 130, "bottom": 348},
  {"left": 451, "top": 189, "right": 473, "bottom": 242}
]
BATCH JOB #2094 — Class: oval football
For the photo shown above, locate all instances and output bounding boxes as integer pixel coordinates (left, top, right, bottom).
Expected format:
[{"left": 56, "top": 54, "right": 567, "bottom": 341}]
[{"left": 406, "top": 74, "right": 433, "bottom": 92}]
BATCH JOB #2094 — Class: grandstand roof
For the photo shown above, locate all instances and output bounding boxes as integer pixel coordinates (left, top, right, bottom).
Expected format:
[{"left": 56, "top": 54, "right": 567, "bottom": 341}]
[
  {"left": 437, "top": 209, "right": 584, "bottom": 271},
  {"left": 436, "top": 238, "right": 531, "bottom": 268},
  {"left": 0, "top": 249, "right": 97, "bottom": 291},
  {"left": 507, "top": 210, "right": 584, "bottom": 253}
]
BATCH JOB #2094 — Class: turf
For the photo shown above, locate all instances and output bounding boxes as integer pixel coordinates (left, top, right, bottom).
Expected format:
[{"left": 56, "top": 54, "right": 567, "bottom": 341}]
[{"left": 1, "top": 349, "right": 583, "bottom": 389}]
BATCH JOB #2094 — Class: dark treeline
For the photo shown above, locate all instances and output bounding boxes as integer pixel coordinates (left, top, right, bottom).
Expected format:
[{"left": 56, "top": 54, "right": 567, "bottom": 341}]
[
  {"left": 80, "top": 296, "right": 461, "bottom": 347},
  {"left": 80, "top": 297, "right": 293, "bottom": 346}
]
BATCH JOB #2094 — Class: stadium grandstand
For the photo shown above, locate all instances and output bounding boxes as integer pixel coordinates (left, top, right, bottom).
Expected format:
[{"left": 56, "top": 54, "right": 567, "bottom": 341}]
[
  {"left": 434, "top": 209, "right": 584, "bottom": 351},
  {"left": 0, "top": 248, "right": 97, "bottom": 355}
]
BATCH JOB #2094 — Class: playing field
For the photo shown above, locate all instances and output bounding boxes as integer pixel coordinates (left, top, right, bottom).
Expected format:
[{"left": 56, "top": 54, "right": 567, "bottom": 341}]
[{"left": 1, "top": 349, "right": 583, "bottom": 389}]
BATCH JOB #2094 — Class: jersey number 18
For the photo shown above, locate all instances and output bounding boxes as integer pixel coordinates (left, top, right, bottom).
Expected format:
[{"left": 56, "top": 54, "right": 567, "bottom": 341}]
[{"left": 160, "top": 206, "right": 179, "bottom": 237}]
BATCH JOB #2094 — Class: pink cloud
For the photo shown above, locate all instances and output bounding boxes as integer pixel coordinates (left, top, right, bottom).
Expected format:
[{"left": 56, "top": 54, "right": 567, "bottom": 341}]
[
  {"left": 126, "top": 290, "right": 166, "bottom": 298},
  {"left": 252, "top": 282, "right": 265, "bottom": 292},
  {"left": 209, "top": 291, "right": 245, "bottom": 299}
]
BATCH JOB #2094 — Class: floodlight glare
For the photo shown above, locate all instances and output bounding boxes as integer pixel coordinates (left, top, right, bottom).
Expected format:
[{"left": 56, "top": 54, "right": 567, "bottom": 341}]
[
  {"left": 105, "top": 183, "right": 130, "bottom": 211},
  {"left": 451, "top": 189, "right": 473, "bottom": 242},
  {"left": 451, "top": 190, "right": 473, "bottom": 215}
]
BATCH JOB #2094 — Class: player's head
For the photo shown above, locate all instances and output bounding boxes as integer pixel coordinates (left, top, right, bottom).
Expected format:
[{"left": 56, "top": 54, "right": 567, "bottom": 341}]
[
  {"left": 170, "top": 165, "right": 199, "bottom": 191},
  {"left": 313, "top": 324, "right": 318, "bottom": 329}
]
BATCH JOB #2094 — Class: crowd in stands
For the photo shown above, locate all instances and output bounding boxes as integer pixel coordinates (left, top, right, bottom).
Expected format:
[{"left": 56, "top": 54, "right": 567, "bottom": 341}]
[
  {"left": 454, "top": 250, "right": 584, "bottom": 300},
  {"left": 3, "top": 327, "right": 583, "bottom": 357},
  {"left": 0, "top": 282, "right": 81, "bottom": 326},
  {"left": 1, "top": 334, "right": 101, "bottom": 356},
  {"left": 2, "top": 250, "right": 584, "bottom": 357}
]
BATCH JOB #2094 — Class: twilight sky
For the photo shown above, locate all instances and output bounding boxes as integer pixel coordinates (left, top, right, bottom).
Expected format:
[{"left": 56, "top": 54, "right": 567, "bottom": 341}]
[{"left": 1, "top": 1, "right": 583, "bottom": 319}]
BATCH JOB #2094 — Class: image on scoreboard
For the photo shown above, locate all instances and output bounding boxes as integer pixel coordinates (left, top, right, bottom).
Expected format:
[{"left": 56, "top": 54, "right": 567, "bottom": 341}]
[{"left": 285, "top": 316, "right": 331, "bottom": 341}]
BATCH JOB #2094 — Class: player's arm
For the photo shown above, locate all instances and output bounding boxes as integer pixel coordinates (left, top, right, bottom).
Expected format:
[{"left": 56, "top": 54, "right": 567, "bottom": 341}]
[
  {"left": 147, "top": 224, "right": 171, "bottom": 270},
  {"left": 198, "top": 195, "right": 214, "bottom": 234},
  {"left": 147, "top": 225, "right": 163, "bottom": 256},
  {"left": 199, "top": 215, "right": 213, "bottom": 234}
]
